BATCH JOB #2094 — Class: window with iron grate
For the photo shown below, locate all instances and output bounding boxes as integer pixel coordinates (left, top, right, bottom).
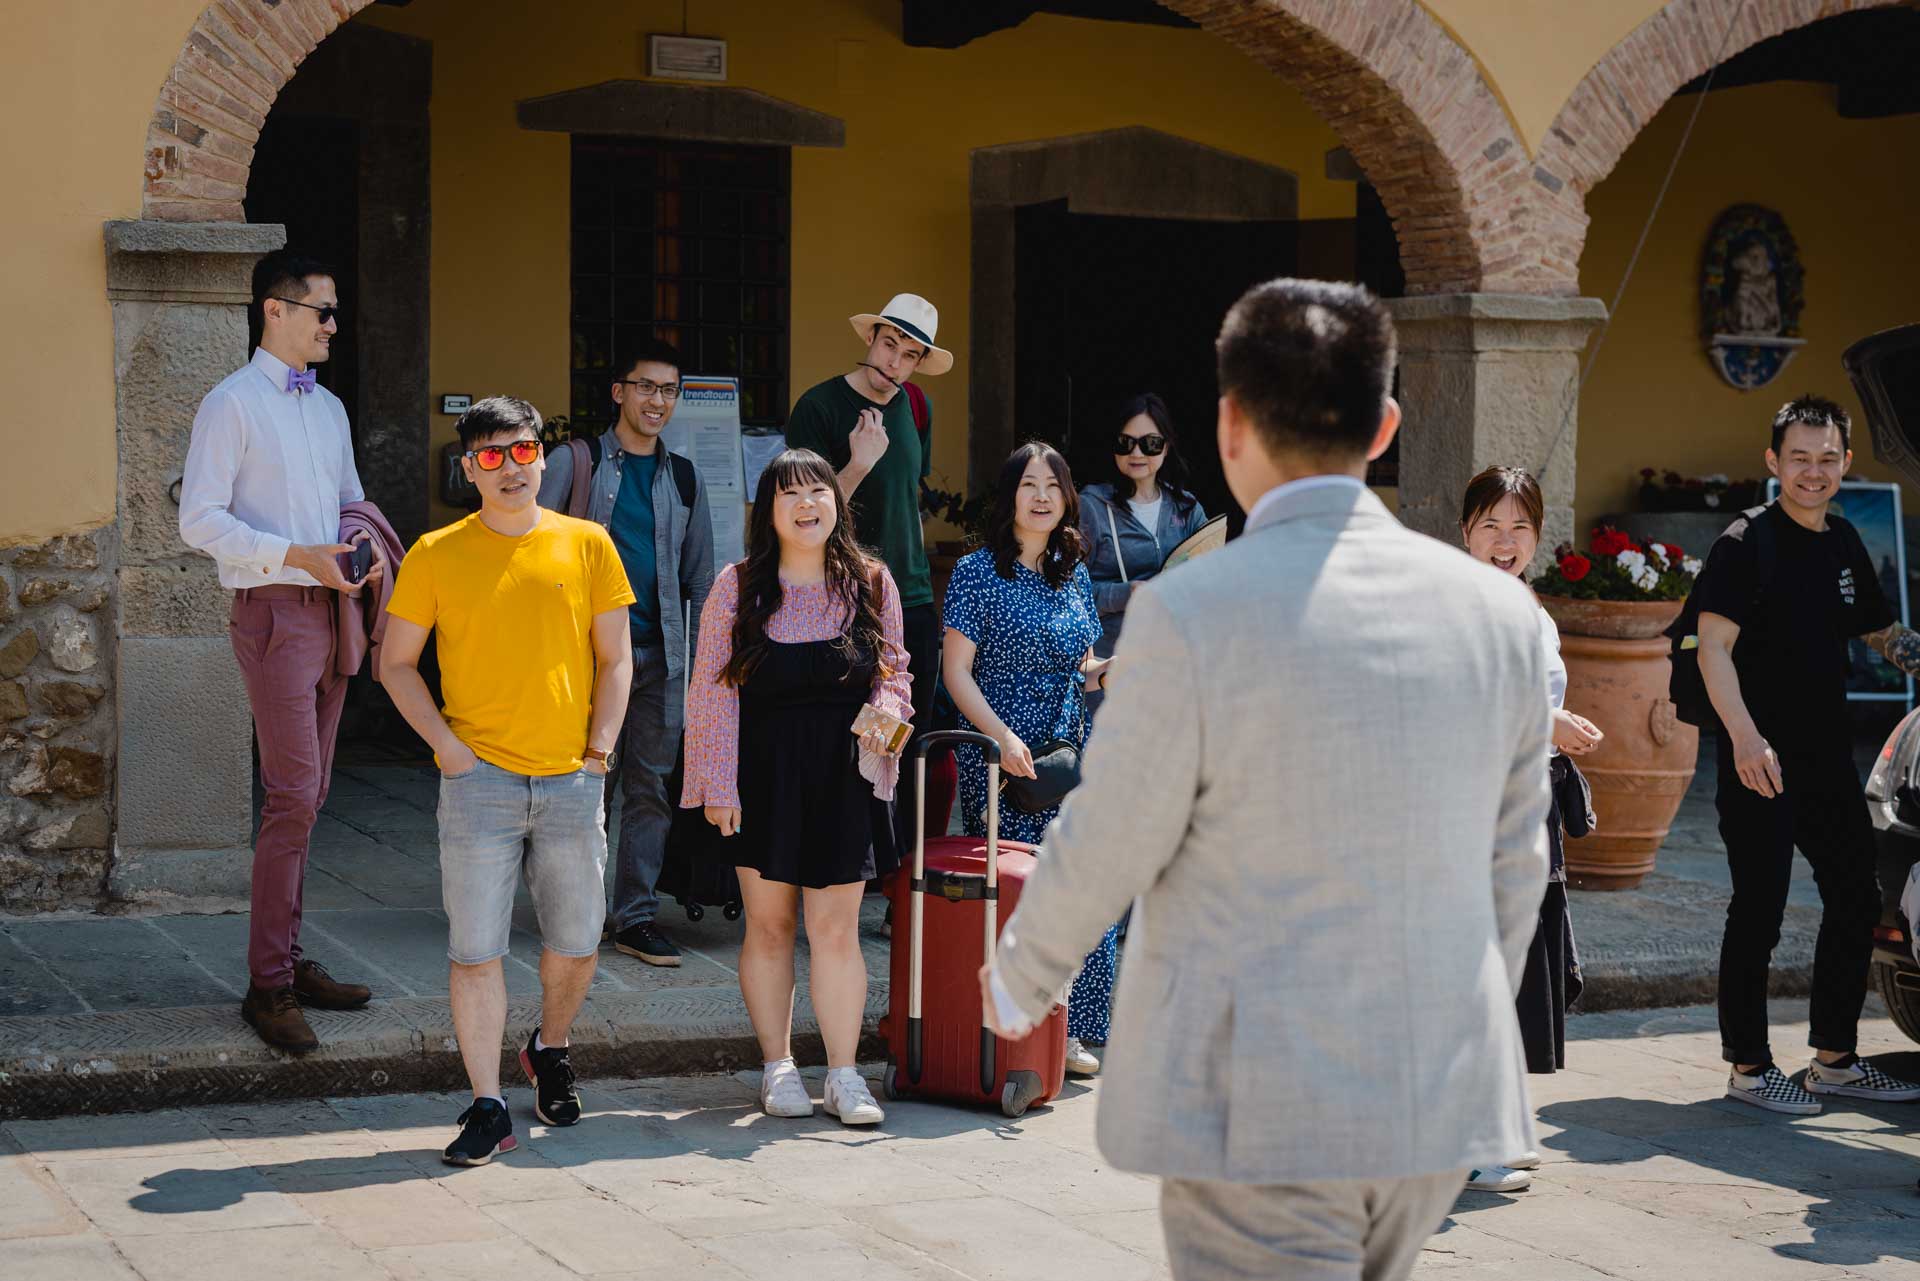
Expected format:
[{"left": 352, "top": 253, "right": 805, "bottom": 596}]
[{"left": 570, "top": 137, "right": 790, "bottom": 430}]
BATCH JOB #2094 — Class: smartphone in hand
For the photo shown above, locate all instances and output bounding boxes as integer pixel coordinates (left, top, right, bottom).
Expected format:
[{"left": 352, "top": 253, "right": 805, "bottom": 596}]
[
  {"left": 851, "top": 703, "right": 911, "bottom": 757},
  {"left": 346, "top": 539, "right": 374, "bottom": 584}
]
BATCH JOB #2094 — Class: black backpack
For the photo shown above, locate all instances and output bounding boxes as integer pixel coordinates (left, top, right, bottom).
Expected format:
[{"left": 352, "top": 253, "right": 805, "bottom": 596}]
[{"left": 1666, "top": 502, "right": 1868, "bottom": 727}]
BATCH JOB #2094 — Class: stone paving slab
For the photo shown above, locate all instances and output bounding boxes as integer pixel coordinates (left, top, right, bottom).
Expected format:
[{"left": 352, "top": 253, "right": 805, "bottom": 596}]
[
  {"left": 2, "top": 1002, "right": 1918, "bottom": 1280},
  {"left": 0, "top": 736, "right": 1906, "bottom": 1119}
]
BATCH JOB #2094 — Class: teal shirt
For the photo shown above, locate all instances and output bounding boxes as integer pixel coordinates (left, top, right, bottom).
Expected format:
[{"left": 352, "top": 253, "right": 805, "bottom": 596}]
[
  {"left": 785, "top": 375, "right": 933, "bottom": 609},
  {"left": 609, "top": 451, "right": 660, "bottom": 644}
]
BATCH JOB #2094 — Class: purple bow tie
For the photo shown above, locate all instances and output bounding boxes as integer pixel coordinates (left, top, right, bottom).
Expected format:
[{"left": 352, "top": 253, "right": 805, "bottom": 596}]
[{"left": 285, "top": 367, "right": 316, "bottom": 394}]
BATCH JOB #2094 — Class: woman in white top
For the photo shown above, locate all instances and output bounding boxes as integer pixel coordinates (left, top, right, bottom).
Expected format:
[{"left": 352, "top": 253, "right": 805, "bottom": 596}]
[
  {"left": 1076, "top": 393, "right": 1210, "bottom": 663},
  {"left": 1460, "top": 465, "right": 1604, "bottom": 1193}
]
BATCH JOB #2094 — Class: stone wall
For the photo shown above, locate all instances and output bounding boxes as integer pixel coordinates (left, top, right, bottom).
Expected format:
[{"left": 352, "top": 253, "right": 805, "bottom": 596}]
[{"left": 0, "top": 531, "right": 116, "bottom": 911}]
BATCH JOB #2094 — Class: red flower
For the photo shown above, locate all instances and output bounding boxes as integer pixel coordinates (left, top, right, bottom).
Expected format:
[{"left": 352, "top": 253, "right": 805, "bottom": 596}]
[
  {"left": 1640, "top": 467, "right": 1657, "bottom": 479},
  {"left": 1659, "top": 542, "right": 1684, "bottom": 562},
  {"left": 1590, "top": 528, "right": 1634, "bottom": 559},
  {"left": 1559, "top": 553, "right": 1592, "bottom": 582}
]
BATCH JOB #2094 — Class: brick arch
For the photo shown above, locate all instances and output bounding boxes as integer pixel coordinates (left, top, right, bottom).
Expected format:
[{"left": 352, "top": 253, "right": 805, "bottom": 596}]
[
  {"left": 1156, "top": 0, "right": 1547, "bottom": 294},
  {"left": 1533, "top": 0, "right": 1902, "bottom": 276},
  {"left": 143, "top": 0, "right": 378, "bottom": 221}
]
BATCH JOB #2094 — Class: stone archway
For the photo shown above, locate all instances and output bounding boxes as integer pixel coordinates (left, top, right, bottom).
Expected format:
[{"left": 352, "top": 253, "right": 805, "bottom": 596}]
[{"left": 1531, "top": 0, "right": 1903, "bottom": 273}]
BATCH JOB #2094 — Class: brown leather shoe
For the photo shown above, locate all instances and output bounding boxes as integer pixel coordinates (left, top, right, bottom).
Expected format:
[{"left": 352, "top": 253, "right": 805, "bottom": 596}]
[
  {"left": 241, "top": 985, "right": 319, "bottom": 1053},
  {"left": 292, "top": 959, "right": 372, "bottom": 1010}
]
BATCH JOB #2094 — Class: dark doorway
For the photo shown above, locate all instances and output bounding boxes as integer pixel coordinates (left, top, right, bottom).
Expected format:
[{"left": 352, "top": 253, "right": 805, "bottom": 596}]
[
  {"left": 1011, "top": 196, "right": 1403, "bottom": 525},
  {"left": 1012, "top": 203, "right": 1295, "bottom": 524}
]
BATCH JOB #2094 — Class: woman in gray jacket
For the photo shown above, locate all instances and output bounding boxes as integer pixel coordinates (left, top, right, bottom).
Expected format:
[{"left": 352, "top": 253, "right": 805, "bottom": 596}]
[{"left": 1077, "top": 393, "right": 1209, "bottom": 661}]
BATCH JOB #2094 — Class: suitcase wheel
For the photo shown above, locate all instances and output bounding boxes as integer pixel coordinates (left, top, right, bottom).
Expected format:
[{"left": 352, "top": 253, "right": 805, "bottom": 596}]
[
  {"left": 882, "top": 1063, "right": 906, "bottom": 1102},
  {"left": 1001, "top": 1070, "right": 1044, "bottom": 1119},
  {"left": 685, "top": 902, "right": 705, "bottom": 923},
  {"left": 723, "top": 901, "right": 742, "bottom": 921}
]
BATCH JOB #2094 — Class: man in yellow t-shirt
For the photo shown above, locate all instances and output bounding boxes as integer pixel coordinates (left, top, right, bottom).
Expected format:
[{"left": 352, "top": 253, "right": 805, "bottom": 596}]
[{"left": 381, "top": 397, "right": 635, "bottom": 1165}]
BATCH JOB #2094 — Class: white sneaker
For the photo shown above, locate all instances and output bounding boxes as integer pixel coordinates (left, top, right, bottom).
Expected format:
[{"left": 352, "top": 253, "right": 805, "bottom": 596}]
[
  {"left": 1465, "top": 1165, "right": 1532, "bottom": 1193},
  {"left": 1508, "top": 1150, "right": 1543, "bottom": 1171},
  {"left": 1805, "top": 1055, "right": 1920, "bottom": 1102},
  {"left": 759, "top": 1060, "right": 814, "bottom": 1118},
  {"left": 1727, "top": 1063, "right": 1820, "bottom": 1116},
  {"left": 823, "top": 1070, "right": 884, "bottom": 1125},
  {"left": 1065, "top": 1038, "right": 1101, "bottom": 1077}
]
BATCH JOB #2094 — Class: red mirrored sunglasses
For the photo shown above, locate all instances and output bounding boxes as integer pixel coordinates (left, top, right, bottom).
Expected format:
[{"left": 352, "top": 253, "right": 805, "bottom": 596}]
[{"left": 464, "top": 439, "right": 543, "bottom": 471}]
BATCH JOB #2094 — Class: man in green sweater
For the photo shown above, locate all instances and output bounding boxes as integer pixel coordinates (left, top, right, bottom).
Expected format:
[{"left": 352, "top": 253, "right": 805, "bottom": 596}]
[{"left": 784, "top": 293, "right": 952, "bottom": 855}]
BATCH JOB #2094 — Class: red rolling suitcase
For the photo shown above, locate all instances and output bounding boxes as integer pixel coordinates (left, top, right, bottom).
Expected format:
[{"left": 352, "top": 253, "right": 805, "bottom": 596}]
[{"left": 879, "top": 730, "right": 1068, "bottom": 1117}]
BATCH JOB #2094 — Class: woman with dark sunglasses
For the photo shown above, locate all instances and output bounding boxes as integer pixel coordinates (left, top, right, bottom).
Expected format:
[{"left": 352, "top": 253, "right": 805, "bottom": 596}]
[{"left": 1077, "top": 394, "right": 1209, "bottom": 666}]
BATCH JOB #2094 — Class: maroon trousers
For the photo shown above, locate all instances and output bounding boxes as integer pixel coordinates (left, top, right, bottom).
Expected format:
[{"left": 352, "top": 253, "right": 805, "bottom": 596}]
[{"left": 230, "top": 586, "right": 346, "bottom": 990}]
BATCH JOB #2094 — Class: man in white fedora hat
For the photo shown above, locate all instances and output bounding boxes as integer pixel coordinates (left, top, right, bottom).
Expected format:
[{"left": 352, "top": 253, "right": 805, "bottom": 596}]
[{"left": 785, "top": 293, "right": 953, "bottom": 854}]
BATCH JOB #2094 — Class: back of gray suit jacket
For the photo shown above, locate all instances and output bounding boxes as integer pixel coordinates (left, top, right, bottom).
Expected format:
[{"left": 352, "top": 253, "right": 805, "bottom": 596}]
[{"left": 995, "top": 482, "right": 1552, "bottom": 1184}]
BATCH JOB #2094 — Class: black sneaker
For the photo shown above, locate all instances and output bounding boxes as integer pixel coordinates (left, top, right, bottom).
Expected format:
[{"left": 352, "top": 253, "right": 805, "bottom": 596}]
[
  {"left": 519, "top": 1031, "right": 583, "bottom": 1127},
  {"left": 442, "top": 1097, "right": 516, "bottom": 1166},
  {"left": 613, "top": 921, "right": 683, "bottom": 967}
]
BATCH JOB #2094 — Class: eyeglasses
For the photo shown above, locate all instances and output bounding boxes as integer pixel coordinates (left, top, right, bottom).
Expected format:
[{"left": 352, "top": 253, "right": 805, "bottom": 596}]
[
  {"left": 270, "top": 296, "right": 341, "bottom": 325},
  {"left": 1114, "top": 433, "right": 1167, "bottom": 457},
  {"left": 617, "top": 378, "right": 682, "bottom": 401},
  {"left": 464, "top": 439, "right": 543, "bottom": 471}
]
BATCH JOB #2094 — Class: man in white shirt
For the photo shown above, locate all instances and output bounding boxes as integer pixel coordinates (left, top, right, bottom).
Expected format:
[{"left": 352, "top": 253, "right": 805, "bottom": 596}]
[{"left": 179, "top": 251, "right": 384, "bottom": 1053}]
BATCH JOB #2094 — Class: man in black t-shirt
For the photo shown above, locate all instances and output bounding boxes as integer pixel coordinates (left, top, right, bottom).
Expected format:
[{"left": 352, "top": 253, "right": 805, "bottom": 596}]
[{"left": 1694, "top": 395, "right": 1920, "bottom": 1114}]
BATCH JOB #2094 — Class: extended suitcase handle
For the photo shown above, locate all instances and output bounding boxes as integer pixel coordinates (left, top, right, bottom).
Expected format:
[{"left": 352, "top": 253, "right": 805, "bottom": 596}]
[{"left": 907, "top": 729, "right": 1001, "bottom": 1094}]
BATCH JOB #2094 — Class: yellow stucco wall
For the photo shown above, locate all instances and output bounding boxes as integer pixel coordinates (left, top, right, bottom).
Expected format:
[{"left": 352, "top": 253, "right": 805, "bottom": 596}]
[
  {"left": 1574, "top": 80, "right": 1920, "bottom": 535},
  {"left": 0, "top": 0, "right": 212, "bottom": 545},
  {"left": 1417, "top": 0, "right": 1667, "bottom": 157},
  {"left": 0, "top": 0, "right": 1903, "bottom": 547},
  {"left": 351, "top": 0, "right": 1362, "bottom": 531}
]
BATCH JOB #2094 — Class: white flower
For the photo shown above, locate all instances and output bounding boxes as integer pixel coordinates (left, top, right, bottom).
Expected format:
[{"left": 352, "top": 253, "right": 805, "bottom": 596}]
[
  {"left": 1649, "top": 543, "right": 1670, "bottom": 569},
  {"left": 1616, "top": 548, "right": 1647, "bottom": 573},
  {"left": 1705, "top": 494, "right": 1720, "bottom": 508},
  {"left": 1683, "top": 556, "right": 1702, "bottom": 576},
  {"left": 1634, "top": 565, "right": 1660, "bottom": 592},
  {"left": 1705, "top": 473, "right": 1730, "bottom": 485}
]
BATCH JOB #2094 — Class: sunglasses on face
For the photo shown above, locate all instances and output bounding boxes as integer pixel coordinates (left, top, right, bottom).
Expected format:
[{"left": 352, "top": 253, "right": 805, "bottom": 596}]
[
  {"left": 1114, "top": 433, "right": 1167, "bottom": 457},
  {"left": 464, "top": 439, "right": 543, "bottom": 471},
  {"left": 617, "top": 378, "right": 682, "bottom": 401},
  {"left": 271, "top": 296, "right": 341, "bottom": 325}
]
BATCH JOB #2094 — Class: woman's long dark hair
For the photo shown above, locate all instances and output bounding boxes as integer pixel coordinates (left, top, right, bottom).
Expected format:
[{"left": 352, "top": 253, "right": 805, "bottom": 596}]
[
  {"left": 722, "top": 449, "right": 891, "bottom": 688},
  {"left": 987, "top": 441, "right": 1087, "bottom": 590},
  {"left": 1113, "top": 392, "right": 1195, "bottom": 508}
]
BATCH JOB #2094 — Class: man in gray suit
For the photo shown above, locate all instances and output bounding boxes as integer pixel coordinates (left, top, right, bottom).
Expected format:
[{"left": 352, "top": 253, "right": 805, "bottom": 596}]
[{"left": 983, "top": 279, "right": 1552, "bottom": 1281}]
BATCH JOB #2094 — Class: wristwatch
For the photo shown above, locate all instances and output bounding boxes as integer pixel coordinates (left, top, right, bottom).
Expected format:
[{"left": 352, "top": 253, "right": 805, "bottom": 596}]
[{"left": 585, "top": 746, "right": 616, "bottom": 770}]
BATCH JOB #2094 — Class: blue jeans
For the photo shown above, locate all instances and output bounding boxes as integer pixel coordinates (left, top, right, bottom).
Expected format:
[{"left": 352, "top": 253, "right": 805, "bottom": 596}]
[
  {"left": 608, "top": 643, "right": 681, "bottom": 930},
  {"left": 438, "top": 759, "right": 608, "bottom": 965}
]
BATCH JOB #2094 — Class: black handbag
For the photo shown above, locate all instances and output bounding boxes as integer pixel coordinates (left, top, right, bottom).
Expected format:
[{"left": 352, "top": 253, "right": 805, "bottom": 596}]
[
  {"left": 1002, "top": 738, "right": 1081, "bottom": 813},
  {"left": 1001, "top": 681, "right": 1087, "bottom": 814}
]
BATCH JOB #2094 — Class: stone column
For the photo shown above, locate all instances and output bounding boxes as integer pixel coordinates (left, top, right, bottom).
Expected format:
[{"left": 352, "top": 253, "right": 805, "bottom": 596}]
[
  {"left": 1389, "top": 294, "right": 1607, "bottom": 560},
  {"left": 104, "top": 220, "right": 286, "bottom": 905}
]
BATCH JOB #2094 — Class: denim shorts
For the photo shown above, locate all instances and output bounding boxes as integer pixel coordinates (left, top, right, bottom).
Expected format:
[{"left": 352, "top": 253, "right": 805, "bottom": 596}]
[{"left": 437, "top": 759, "right": 608, "bottom": 965}]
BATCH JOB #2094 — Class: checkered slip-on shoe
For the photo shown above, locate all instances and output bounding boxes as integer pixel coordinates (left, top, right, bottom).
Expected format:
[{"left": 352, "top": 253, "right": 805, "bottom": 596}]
[
  {"left": 1806, "top": 1055, "right": 1920, "bottom": 1102},
  {"left": 1727, "top": 1063, "right": 1821, "bottom": 1115}
]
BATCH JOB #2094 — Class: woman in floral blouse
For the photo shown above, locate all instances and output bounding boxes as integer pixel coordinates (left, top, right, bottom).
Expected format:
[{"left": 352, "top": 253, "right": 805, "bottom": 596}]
[{"left": 682, "top": 449, "right": 910, "bottom": 1128}]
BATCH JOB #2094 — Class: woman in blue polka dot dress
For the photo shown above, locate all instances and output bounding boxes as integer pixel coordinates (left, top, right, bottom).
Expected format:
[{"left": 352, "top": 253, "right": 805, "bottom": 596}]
[{"left": 941, "top": 442, "right": 1117, "bottom": 1077}]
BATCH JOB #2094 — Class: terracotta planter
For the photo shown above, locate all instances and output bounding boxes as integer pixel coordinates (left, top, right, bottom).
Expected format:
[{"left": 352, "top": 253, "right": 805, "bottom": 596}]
[{"left": 1538, "top": 595, "right": 1699, "bottom": 891}]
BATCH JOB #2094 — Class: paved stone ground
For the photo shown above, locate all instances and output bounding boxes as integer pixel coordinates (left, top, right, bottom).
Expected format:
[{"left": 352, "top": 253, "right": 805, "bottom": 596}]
[
  {"left": 0, "top": 732, "right": 1903, "bottom": 1117},
  {"left": 3, "top": 1000, "right": 1917, "bottom": 1280}
]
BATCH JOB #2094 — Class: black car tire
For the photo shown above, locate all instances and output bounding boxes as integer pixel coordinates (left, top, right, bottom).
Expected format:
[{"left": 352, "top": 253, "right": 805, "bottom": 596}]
[{"left": 1872, "top": 959, "right": 1920, "bottom": 1044}]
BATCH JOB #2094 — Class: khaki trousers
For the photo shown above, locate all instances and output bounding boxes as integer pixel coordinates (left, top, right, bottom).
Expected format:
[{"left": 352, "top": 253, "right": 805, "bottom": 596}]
[{"left": 1160, "top": 1170, "right": 1466, "bottom": 1281}]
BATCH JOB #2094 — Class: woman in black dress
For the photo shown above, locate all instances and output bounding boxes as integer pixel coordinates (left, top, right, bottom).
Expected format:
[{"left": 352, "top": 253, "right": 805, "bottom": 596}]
[{"left": 682, "top": 450, "right": 911, "bottom": 1127}]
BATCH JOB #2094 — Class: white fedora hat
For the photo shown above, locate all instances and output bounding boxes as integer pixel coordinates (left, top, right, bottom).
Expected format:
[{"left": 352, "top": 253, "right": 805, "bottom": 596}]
[{"left": 850, "top": 293, "right": 953, "bottom": 376}]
